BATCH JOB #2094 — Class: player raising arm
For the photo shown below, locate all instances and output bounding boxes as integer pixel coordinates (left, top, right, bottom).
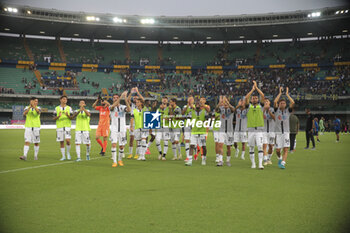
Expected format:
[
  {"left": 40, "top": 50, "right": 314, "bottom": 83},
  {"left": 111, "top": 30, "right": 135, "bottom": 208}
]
[
  {"left": 274, "top": 87, "right": 295, "bottom": 169},
  {"left": 109, "top": 91, "right": 130, "bottom": 167},
  {"left": 245, "top": 81, "right": 265, "bottom": 169},
  {"left": 93, "top": 95, "right": 111, "bottom": 156}
]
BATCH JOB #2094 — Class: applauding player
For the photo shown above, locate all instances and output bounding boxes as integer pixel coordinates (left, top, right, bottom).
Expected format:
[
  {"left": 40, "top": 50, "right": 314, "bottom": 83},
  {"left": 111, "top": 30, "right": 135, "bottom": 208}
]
[{"left": 20, "top": 97, "right": 41, "bottom": 161}]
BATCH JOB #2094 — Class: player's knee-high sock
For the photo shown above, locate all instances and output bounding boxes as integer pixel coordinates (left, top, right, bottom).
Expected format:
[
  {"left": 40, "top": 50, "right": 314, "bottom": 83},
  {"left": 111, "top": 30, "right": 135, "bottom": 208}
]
[
  {"left": 103, "top": 140, "right": 107, "bottom": 152},
  {"left": 163, "top": 141, "right": 168, "bottom": 157},
  {"left": 172, "top": 144, "right": 177, "bottom": 158},
  {"left": 76, "top": 145, "right": 81, "bottom": 159},
  {"left": 60, "top": 147, "right": 65, "bottom": 159},
  {"left": 66, "top": 144, "right": 71, "bottom": 159},
  {"left": 177, "top": 143, "right": 181, "bottom": 157},
  {"left": 96, "top": 139, "right": 103, "bottom": 149},
  {"left": 119, "top": 148, "right": 124, "bottom": 161},
  {"left": 141, "top": 139, "right": 147, "bottom": 159},
  {"left": 129, "top": 145, "right": 133, "bottom": 155},
  {"left": 156, "top": 140, "right": 162, "bottom": 156},
  {"left": 34, "top": 145, "right": 39, "bottom": 158},
  {"left": 258, "top": 145, "right": 263, "bottom": 167},
  {"left": 185, "top": 143, "right": 190, "bottom": 158},
  {"left": 86, "top": 145, "right": 91, "bottom": 156},
  {"left": 23, "top": 145, "right": 29, "bottom": 158},
  {"left": 241, "top": 150, "right": 245, "bottom": 159},
  {"left": 249, "top": 146, "right": 255, "bottom": 165},
  {"left": 111, "top": 147, "right": 117, "bottom": 163},
  {"left": 136, "top": 141, "right": 140, "bottom": 155}
]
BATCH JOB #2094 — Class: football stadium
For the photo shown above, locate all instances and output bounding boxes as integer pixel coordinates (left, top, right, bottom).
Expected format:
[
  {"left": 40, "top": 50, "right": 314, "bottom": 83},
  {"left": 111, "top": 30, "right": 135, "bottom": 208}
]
[{"left": 0, "top": 0, "right": 349, "bottom": 232}]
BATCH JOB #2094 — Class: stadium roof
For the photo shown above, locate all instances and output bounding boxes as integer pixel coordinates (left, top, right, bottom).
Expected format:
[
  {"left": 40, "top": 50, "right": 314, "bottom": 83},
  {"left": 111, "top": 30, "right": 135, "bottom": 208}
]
[{"left": 0, "top": 4, "right": 349, "bottom": 41}]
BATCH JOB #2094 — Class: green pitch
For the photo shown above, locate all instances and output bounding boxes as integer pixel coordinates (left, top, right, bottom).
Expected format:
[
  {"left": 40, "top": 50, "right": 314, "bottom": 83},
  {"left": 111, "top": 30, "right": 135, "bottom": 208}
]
[{"left": 0, "top": 130, "right": 349, "bottom": 233}]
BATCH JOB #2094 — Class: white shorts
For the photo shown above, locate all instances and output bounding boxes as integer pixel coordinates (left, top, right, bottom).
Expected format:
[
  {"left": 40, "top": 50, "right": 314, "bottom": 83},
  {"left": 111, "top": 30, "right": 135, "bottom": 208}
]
[
  {"left": 218, "top": 132, "right": 234, "bottom": 145},
  {"left": 248, "top": 131, "right": 263, "bottom": 147},
  {"left": 134, "top": 129, "right": 148, "bottom": 141},
  {"left": 56, "top": 127, "right": 71, "bottom": 141},
  {"left": 184, "top": 128, "right": 191, "bottom": 140},
  {"left": 263, "top": 132, "right": 275, "bottom": 145},
  {"left": 75, "top": 131, "right": 91, "bottom": 145},
  {"left": 275, "top": 133, "right": 290, "bottom": 149},
  {"left": 24, "top": 127, "right": 40, "bottom": 143},
  {"left": 213, "top": 131, "right": 220, "bottom": 143},
  {"left": 171, "top": 128, "right": 181, "bottom": 142},
  {"left": 110, "top": 131, "right": 127, "bottom": 145},
  {"left": 129, "top": 129, "right": 134, "bottom": 136},
  {"left": 234, "top": 131, "right": 248, "bottom": 143},
  {"left": 190, "top": 134, "right": 206, "bottom": 147}
]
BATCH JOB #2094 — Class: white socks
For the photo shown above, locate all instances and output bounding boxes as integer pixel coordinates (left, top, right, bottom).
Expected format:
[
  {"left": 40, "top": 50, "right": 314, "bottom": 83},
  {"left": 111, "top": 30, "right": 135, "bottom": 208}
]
[
  {"left": 112, "top": 148, "right": 117, "bottom": 163},
  {"left": 185, "top": 143, "right": 190, "bottom": 158},
  {"left": 163, "top": 141, "right": 169, "bottom": 156},
  {"left": 172, "top": 144, "right": 177, "bottom": 158},
  {"left": 177, "top": 144, "right": 181, "bottom": 157},
  {"left": 156, "top": 141, "right": 162, "bottom": 155},
  {"left": 249, "top": 147, "right": 255, "bottom": 166},
  {"left": 241, "top": 151, "right": 245, "bottom": 159},
  {"left": 66, "top": 145, "right": 71, "bottom": 159},
  {"left": 227, "top": 155, "right": 231, "bottom": 162},
  {"left": 76, "top": 145, "right": 81, "bottom": 159},
  {"left": 119, "top": 148, "right": 124, "bottom": 161},
  {"left": 129, "top": 146, "right": 133, "bottom": 155},
  {"left": 23, "top": 145, "right": 30, "bottom": 157},
  {"left": 60, "top": 147, "right": 65, "bottom": 159},
  {"left": 34, "top": 146, "right": 39, "bottom": 158},
  {"left": 86, "top": 145, "right": 91, "bottom": 156},
  {"left": 140, "top": 139, "right": 146, "bottom": 159}
]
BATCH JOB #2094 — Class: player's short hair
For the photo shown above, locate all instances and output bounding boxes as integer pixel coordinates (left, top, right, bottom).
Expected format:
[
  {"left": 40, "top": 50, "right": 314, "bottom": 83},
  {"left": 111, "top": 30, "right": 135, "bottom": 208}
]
[
  {"left": 80, "top": 100, "right": 85, "bottom": 103},
  {"left": 113, "top": 93, "right": 119, "bottom": 97},
  {"left": 162, "top": 96, "right": 168, "bottom": 100},
  {"left": 170, "top": 98, "right": 177, "bottom": 103},
  {"left": 60, "top": 95, "right": 68, "bottom": 100},
  {"left": 137, "top": 98, "right": 144, "bottom": 104},
  {"left": 278, "top": 98, "right": 287, "bottom": 103},
  {"left": 30, "top": 97, "right": 38, "bottom": 101}
]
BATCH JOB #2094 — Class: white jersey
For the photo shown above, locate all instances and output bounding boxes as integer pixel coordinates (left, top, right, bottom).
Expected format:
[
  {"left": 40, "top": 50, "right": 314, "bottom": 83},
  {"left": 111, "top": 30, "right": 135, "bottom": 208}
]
[
  {"left": 274, "top": 108, "right": 292, "bottom": 134},
  {"left": 219, "top": 107, "right": 234, "bottom": 133},
  {"left": 263, "top": 107, "right": 275, "bottom": 133},
  {"left": 234, "top": 108, "right": 248, "bottom": 132},
  {"left": 110, "top": 105, "right": 127, "bottom": 132}
]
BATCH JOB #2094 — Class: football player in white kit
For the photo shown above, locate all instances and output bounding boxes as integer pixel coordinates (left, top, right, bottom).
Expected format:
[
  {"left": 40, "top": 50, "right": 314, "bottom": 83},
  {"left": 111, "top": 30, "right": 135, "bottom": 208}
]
[
  {"left": 262, "top": 98, "right": 276, "bottom": 166},
  {"left": 245, "top": 81, "right": 265, "bottom": 169},
  {"left": 274, "top": 87, "right": 295, "bottom": 169},
  {"left": 233, "top": 99, "right": 248, "bottom": 160},
  {"left": 110, "top": 91, "right": 130, "bottom": 167},
  {"left": 216, "top": 96, "right": 235, "bottom": 167}
]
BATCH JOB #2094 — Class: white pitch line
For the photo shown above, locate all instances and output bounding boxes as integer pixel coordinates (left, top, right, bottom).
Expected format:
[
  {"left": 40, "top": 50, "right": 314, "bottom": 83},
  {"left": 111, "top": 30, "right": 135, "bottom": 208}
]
[{"left": 0, "top": 157, "right": 105, "bottom": 174}]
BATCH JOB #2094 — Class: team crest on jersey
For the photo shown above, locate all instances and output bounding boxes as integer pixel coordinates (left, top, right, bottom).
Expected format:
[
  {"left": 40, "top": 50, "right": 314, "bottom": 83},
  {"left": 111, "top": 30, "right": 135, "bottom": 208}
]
[{"left": 143, "top": 111, "right": 161, "bottom": 129}]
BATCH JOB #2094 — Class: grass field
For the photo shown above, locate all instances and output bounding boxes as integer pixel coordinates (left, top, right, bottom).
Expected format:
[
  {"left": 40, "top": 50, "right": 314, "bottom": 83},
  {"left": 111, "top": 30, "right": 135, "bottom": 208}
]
[{"left": 0, "top": 129, "right": 349, "bottom": 233}]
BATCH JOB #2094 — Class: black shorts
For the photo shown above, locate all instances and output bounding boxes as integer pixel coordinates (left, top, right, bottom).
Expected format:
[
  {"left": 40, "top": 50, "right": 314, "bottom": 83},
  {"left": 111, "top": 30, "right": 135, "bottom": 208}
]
[{"left": 335, "top": 130, "right": 340, "bottom": 135}]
